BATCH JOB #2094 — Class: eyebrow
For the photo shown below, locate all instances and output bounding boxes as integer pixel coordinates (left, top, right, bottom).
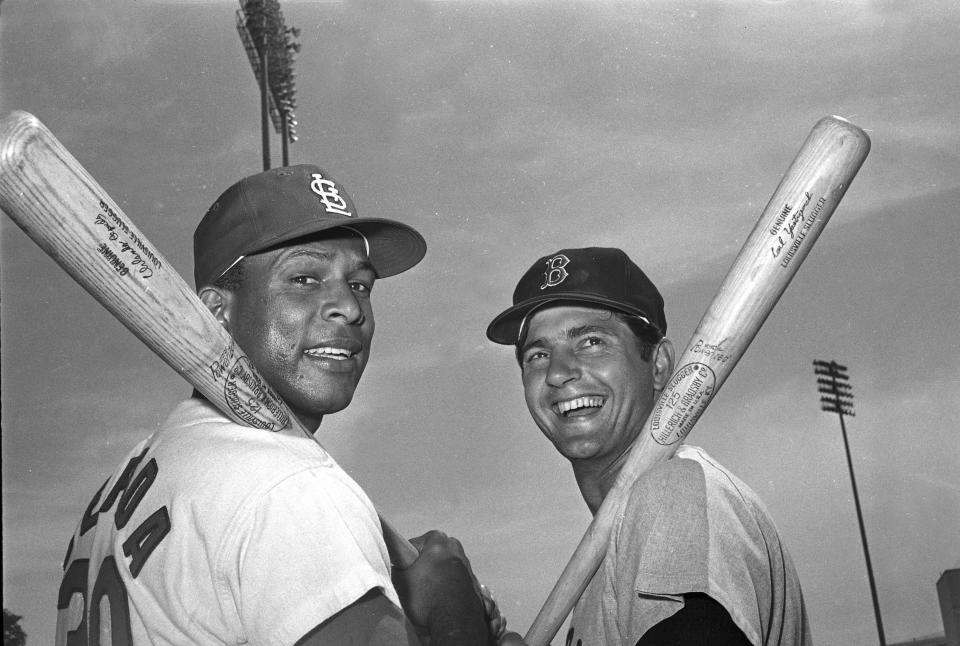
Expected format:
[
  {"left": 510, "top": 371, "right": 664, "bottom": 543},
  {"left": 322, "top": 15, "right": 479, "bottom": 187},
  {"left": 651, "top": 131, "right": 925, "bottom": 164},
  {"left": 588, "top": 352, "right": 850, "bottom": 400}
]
[
  {"left": 520, "top": 323, "right": 613, "bottom": 355},
  {"left": 566, "top": 324, "right": 612, "bottom": 338},
  {"left": 279, "top": 248, "right": 376, "bottom": 275}
]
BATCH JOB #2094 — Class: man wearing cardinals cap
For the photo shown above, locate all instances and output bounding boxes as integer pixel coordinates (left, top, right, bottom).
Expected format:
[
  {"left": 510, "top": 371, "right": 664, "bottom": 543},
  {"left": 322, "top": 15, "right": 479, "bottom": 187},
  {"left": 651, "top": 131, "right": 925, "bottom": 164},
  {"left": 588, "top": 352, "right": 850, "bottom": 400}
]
[
  {"left": 56, "top": 166, "right": 501, "bottom": 646},
  {"left": 488, "top": 247, "right": 810, "bottom": 646}
]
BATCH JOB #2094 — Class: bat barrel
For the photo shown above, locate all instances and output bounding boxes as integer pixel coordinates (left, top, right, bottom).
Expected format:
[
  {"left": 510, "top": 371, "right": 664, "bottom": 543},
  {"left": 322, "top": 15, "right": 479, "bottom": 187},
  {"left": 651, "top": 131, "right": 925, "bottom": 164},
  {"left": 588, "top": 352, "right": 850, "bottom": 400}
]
[
  {"left": 0, "top": 111, "right": 293, "bottom": 433},
  {"left": 644, "top": 116, "right": 870, "bottom": 452}
]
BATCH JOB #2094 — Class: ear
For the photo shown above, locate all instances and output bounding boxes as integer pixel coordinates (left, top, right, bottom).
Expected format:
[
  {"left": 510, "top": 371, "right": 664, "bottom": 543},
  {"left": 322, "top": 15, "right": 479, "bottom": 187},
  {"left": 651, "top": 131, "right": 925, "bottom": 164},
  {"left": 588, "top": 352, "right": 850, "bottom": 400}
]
[
  {"left": 198, "top": 286, "right": 235, "bottom": 332},
  {"left": 651, "top": 338, "right": 675, "bottom": 394}
]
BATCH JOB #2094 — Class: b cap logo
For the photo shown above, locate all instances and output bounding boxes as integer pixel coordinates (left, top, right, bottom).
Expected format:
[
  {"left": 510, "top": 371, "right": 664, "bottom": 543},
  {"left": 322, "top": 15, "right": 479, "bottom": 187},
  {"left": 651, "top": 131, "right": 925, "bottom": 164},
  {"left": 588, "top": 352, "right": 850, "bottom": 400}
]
[
  {"left": 310, "top": 173, "right": 353, "bottom": 217},
  {"left": 540, "top": 254, "right": 570, "bottom": 290}
]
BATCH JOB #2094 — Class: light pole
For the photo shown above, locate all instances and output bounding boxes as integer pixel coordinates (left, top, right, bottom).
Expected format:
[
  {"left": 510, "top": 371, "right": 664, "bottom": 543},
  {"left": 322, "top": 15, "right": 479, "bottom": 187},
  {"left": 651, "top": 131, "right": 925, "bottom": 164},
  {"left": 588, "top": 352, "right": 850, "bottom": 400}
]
[
  {"left": 813, "top": 359, "right": 885, "bottom": 646},
  {"left": 235, "top": 0, "right": 300, "bottom": 170}
]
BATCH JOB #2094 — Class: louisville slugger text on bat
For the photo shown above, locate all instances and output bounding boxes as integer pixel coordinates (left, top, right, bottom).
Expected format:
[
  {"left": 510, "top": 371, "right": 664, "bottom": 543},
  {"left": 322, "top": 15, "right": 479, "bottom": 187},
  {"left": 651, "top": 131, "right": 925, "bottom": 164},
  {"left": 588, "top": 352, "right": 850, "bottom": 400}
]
[
  {"left": 524, "top": 116, "right": 871, "bottom": 646},
  {"left": 0, "top": 110, "right": 418, "bottom": 568}
]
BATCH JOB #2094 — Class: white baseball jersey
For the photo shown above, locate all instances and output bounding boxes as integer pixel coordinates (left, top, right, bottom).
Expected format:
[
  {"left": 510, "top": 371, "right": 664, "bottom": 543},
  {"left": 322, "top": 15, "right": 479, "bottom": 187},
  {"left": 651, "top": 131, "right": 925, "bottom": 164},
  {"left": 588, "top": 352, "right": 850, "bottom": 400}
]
[{"left": 56, "top": 398, "right": 398, "bottom": 645}]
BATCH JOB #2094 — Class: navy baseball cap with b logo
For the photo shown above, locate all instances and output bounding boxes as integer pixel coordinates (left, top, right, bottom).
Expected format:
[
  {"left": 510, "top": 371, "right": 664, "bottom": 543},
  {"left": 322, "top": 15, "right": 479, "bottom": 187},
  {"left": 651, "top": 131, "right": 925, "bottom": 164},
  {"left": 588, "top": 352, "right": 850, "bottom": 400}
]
[
  {"left": 486, "top": 247, "right": 667, "bottom": 345},
  {"left": 193, "top": 164, "right": 426, "bottom": 287}
]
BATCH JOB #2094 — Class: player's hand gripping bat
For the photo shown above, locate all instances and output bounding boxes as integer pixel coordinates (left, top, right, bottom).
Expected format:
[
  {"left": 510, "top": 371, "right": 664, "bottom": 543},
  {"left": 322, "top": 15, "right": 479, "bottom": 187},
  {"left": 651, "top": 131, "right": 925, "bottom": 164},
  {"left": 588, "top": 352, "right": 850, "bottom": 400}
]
[
  {"left": 0, "top": 110, "right": 419, "bottom": 569},
  {"left": 523, "top": 116, "right": 871, "bottom": 646}
]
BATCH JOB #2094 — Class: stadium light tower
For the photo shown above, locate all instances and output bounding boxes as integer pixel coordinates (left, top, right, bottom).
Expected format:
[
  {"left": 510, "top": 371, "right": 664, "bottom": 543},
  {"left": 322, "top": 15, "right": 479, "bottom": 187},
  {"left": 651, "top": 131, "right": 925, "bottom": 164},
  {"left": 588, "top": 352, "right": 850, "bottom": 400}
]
[
  {"left": 236, "top": 0, "right": 301, "bottom": 170},
  {"left": 813, "top": 359, "right": 886, "bottom": 646}
]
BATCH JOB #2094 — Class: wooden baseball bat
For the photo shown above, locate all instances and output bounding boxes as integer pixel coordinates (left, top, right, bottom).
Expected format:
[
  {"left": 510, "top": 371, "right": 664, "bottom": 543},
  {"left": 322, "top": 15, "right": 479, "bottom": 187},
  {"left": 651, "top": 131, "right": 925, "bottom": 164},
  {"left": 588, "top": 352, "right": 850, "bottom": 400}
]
[
  {"left": 0, "top": 110, "right": 419, "bottom": 568},
  {"left": 524, "top": 116, "right": 871, "bottom": 645}
]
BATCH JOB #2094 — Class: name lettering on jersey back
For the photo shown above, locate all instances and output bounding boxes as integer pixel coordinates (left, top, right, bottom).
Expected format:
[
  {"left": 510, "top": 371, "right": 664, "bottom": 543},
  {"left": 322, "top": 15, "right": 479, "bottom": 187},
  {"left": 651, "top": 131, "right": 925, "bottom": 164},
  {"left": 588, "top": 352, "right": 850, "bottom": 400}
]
[{"left": 70, "top": 447, "right": 171, "bottom": 578}]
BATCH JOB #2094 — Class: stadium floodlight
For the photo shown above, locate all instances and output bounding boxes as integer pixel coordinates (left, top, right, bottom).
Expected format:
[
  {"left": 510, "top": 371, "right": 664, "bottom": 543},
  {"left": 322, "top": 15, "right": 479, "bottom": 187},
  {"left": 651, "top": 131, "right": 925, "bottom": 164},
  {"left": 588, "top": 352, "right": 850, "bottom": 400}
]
[
  {"left": 235, "top": 0, "right": 300, "bottom": 169},
  {"left": 813, "top": 360, "right": 885, "bottom": 646}
]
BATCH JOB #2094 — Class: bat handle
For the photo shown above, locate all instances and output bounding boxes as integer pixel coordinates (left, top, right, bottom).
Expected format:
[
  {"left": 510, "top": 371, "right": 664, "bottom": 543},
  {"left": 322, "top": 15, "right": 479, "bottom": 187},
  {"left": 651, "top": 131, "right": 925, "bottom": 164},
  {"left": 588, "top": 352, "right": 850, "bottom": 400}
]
[{"left": 381, "top": 516, "right": 419, "bottom": 567}]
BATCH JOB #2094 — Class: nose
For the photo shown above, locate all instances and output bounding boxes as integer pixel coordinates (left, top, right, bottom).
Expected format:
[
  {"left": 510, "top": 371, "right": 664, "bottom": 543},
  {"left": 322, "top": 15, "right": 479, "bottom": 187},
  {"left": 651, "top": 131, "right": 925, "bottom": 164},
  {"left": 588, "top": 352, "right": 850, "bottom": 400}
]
[
  {"left": 320, "top": 282, "right": 365, "bottom": 325},
  {"left": 545, "top": 349, "right": 580, "bottom": 388}
]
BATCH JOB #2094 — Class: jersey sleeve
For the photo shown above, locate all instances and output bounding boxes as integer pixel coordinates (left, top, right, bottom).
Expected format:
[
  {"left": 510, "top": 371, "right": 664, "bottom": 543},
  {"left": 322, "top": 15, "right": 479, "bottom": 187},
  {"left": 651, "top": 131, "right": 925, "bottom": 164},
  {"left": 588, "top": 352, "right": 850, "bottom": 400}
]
[
  {"left": 217, "top": 465, "right": 397, "bottom": 646},
  {"left": 612, "top": 449, "right": 800, "bottom": 646},
  {"left": 613, "top": 454, "right": 770, "bottom": 645},
  {"left": 608, "top": 457, "right": 710, "bottom": 638}
]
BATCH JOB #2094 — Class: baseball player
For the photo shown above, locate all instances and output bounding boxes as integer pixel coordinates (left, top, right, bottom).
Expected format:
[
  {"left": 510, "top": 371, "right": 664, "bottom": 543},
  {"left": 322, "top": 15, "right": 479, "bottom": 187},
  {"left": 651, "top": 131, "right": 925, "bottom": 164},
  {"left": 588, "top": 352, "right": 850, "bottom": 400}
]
[
  {"left": 487, "top": 247, "right": 811, "bottom": 646},
  {"left": 55, "top": 165, "right": 499, "bottom": 645}
]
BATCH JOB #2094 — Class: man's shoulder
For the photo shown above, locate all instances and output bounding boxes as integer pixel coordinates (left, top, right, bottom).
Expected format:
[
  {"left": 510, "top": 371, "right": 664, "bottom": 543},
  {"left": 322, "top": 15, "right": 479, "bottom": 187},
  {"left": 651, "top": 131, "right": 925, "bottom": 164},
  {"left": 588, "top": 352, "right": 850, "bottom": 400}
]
[
  {"left": 160, "top": 398, "right": 321, "bottom": 450},
  {"left": 674, "top": 445, "right": 771, "bottom": 511},
  {"left": 620, "top": 444, "right": 781, "bottom": 548},
  {"left": 622, "top": 445, "right": 765, "bottom": 519},
  {"left": 627, "top": 444, "right": 714, "bottom": 492},
  {"left": 151, "top": 398, "right": 344, "bottom": 490},
  {"left": 622, "top": 447, "right": 711, "bottom": 517},
  {"left": 160, "top": 397, "right": 276, "bottom": 437}
]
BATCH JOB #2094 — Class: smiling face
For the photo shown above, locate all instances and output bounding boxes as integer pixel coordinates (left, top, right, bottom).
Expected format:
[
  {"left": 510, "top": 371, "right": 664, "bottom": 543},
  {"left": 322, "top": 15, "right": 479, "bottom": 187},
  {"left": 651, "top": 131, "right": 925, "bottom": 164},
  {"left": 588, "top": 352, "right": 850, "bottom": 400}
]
[
  {"left": 207, "top": 230, "right": 376, "bottom": 430},
  {"left": 519, "top": 304, "right": 669, "bottom": 469}
]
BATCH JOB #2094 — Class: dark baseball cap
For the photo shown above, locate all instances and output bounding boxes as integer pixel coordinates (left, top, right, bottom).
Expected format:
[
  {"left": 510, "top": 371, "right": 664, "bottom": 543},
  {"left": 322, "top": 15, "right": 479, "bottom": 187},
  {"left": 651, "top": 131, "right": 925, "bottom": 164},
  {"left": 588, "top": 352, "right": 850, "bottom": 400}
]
[
  {"left": 486, "top": 247, "right": 666, "bottom": 345},
  {"left": 193, "top": 164, "right": 426, "bottom": 287}
]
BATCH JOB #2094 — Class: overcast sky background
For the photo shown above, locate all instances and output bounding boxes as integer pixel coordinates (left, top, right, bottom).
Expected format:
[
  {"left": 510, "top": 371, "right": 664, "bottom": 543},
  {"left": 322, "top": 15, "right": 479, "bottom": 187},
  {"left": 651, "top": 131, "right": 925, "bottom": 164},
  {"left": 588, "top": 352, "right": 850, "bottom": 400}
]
[{"left": 2, "top": 1, "right": 959, "bottom": 644}]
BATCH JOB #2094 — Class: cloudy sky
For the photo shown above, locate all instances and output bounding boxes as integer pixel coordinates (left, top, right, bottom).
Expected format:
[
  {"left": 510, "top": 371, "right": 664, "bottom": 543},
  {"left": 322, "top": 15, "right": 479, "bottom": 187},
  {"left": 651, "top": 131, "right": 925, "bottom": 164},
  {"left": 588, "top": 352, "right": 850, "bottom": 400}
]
[{"left": 2, "top": 1, "right": 958, "bottom": 644}]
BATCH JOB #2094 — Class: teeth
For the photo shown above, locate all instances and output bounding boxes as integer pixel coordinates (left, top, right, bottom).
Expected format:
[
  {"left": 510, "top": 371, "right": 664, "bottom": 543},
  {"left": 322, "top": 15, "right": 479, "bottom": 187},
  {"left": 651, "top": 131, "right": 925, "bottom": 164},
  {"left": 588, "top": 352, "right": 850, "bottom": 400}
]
[
  {"left": 556, "top": 396, "right": 604, "bottom": 415},
  {"left": 304, "top": 347, "right": 354, "bottom": 360}
]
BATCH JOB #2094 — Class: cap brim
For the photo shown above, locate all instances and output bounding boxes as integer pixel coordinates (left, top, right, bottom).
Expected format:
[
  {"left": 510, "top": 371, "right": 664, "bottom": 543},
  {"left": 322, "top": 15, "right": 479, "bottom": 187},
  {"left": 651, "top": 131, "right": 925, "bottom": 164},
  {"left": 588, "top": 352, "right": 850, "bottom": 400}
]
[
  {"left": 234, "top": 217, "right": 426, "bottom": 279},
  {"left": 486, "top": 293, "right": 657, "bottom": 345}
]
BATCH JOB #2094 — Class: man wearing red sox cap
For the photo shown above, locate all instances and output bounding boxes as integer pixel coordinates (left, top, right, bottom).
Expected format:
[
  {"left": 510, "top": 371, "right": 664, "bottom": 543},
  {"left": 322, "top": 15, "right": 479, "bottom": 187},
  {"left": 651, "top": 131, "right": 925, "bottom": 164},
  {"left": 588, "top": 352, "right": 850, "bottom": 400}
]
[{"left": 488, "top": 247, "right": 810, "bottom": 646}]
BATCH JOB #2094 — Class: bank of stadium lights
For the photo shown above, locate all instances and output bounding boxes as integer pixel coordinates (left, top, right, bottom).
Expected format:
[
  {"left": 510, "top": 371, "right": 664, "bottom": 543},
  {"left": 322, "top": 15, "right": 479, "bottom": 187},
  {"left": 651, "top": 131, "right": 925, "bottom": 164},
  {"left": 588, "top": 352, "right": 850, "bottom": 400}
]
[
  {"left": 236, "top": 0, "right": 301, "bottom": 169},
  {"left": 813, "top": 360, "right": 886, "bottom": 646}
]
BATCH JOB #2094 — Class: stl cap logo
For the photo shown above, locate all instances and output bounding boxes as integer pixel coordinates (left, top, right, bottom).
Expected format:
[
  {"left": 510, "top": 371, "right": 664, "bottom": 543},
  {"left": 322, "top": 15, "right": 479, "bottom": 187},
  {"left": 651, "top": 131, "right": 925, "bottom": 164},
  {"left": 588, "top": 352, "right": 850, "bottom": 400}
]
[
  {"left": 310, "top": 173, "right": 353, "bottom": 217},
  {"left": 540, "top": 254, "right": 570, "bottom": 290}
]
